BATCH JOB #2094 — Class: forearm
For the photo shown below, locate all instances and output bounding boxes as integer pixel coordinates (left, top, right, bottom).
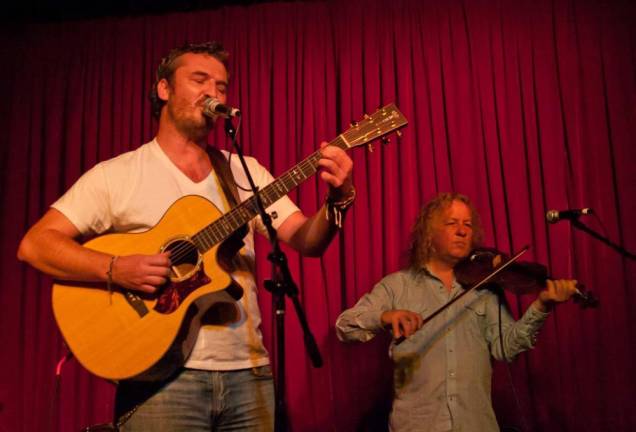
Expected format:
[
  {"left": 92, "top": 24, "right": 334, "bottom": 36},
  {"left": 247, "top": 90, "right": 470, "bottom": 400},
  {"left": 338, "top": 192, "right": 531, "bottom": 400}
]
[
  {"left": 335, "top": 307, "right": 385, "bottom": 342},
  {"left": 336, "top": 281, "right": 396, "bottom": 343},
  {"left": 530, "top": 297, "right": 552, "bottom": 313},
  {"left": 18, "top": 228, "right": 111, "bottom": 282},
  {"left": 489, "top": 303, "right": 550, "bottom": 361},
  {"left": 287, "top": 204, "right": 341, "bottom": 257}
]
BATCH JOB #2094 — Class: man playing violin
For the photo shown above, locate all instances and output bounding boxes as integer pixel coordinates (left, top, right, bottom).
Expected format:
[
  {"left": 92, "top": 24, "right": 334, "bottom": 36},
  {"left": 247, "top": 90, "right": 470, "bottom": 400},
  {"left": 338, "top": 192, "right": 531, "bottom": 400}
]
[{"left": 336, "top": 192, "right": 577, "bottom": 432}]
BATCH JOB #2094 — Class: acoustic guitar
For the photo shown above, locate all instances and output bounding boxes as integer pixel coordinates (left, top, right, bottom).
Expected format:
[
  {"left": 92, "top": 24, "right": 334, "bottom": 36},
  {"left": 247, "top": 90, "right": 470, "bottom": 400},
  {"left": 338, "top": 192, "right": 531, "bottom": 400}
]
[{"left": 52, "top": 103, "right": 408, "bottom": 380}]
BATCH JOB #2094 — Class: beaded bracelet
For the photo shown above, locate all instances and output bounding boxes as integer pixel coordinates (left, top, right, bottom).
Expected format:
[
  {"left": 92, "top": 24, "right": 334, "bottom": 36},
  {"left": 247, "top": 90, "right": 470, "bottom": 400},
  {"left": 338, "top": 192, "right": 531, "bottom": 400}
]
[
  {"left": 325, "top": 187, "right": 356, "bottom": 228},
  {"left": 106, "top": 255, "right": 118, "bottom": 303}
]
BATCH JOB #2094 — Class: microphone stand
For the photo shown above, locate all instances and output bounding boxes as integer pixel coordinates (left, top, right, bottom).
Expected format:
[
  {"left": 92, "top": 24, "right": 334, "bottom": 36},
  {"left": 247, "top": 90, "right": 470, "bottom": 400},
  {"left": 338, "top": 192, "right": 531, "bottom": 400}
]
[
  {"left": 570, "top": 219, "right": 636, "bottom": 260},
  {"left": 224, "top": 118, "right": 323, "bottom": 432}
]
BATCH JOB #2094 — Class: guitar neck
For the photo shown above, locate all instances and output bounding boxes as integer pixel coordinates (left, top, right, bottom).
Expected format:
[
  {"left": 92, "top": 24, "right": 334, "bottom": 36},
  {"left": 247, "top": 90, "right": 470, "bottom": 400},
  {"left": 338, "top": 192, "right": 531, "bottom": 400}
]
[
  {"left": 193, "top": 136, "right": 348, "bottom": 252},
  {"left": 189, "top": 102, "right": 408, "bottom": 252}
]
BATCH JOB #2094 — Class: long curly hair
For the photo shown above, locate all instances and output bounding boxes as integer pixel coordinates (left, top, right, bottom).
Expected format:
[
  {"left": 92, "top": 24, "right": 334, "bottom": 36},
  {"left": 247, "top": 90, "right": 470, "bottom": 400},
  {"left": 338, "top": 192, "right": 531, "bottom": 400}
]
[
  {"left": 149, "top": 41, "right": 230, "bottom": 119},
  {"left": 408, "top": 192, "right": 483, "bottom": 271}
]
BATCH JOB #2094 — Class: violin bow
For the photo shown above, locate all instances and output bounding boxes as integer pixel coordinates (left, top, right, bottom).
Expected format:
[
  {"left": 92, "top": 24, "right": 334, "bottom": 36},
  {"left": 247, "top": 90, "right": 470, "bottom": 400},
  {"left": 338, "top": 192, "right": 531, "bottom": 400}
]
[{"left": 394, "top": 246, "right": 530, "bottom": 345}]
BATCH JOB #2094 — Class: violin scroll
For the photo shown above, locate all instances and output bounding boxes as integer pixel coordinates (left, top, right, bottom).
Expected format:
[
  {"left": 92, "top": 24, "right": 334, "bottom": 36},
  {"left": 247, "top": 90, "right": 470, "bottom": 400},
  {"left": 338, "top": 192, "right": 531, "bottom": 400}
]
[{"left": 572, "top": 286, "right": 599, "bottom": 309}]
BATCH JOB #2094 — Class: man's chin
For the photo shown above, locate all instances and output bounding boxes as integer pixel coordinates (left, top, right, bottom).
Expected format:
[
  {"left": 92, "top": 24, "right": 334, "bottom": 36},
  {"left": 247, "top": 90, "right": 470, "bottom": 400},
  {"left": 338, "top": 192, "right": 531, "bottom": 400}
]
[
  {"left": 178, "top": 121, "right": 213, "bottom": 141},
  {"left": 450, "top": 250, "right": 470, "bottom": 262}
]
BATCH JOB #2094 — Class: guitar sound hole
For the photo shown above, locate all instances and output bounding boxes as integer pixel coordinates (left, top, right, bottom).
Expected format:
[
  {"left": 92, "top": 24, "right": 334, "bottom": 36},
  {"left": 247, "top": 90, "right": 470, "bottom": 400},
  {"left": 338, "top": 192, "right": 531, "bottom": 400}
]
[{"left": 164, "top": 239, "right": 200, "bottom": 281}]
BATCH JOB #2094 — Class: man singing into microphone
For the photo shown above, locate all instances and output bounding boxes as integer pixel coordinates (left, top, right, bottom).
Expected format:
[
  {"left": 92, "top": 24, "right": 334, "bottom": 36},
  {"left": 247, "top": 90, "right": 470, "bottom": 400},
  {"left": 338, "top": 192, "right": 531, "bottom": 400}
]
[
  {"left": 336, "top": 192, "right": 577, "bottom": 432},
  {"left": 17, "top": 42, "right": 355, "bottom": 431}
]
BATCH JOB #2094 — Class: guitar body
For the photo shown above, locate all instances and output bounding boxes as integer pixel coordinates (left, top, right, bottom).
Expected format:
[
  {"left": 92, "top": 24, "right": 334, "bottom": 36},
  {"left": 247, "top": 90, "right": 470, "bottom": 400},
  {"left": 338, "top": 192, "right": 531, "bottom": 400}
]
[
  {"left": 50, "top": 103, "right": 408, "bottom": 381},
  {"left": 52, "top": 195, "right": 241, "bottom": 381}
]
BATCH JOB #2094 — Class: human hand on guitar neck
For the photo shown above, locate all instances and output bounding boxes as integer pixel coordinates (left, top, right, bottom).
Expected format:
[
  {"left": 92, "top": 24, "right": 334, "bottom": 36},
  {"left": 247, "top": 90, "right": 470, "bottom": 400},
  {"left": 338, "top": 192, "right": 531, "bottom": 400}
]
[{"left": 318, "top": 141, "right": 354, "bottom": 199}]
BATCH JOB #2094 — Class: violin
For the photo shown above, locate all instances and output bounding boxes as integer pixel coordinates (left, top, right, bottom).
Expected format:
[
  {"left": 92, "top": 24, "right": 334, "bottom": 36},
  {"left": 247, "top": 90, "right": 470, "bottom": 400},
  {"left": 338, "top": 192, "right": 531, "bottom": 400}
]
[
  {"left": 393, "top": 245, "right": 598, "bottom": 345},
  {"left": 454, "top": 246, "right": 599, "bottom": 309}
]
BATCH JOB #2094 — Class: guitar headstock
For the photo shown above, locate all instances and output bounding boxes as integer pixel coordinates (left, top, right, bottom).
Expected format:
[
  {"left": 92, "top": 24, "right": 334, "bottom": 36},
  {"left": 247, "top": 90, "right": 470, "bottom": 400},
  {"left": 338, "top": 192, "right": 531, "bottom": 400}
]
[{"left": 341, "top": 103, "right": 408, "bottom": 150}]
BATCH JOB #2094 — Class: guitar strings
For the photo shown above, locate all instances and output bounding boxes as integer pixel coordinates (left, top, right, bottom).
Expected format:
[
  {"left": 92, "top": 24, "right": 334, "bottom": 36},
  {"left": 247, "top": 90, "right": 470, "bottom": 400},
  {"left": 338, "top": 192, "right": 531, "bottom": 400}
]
[
  {"left": 161, "top": 113, "right": 399, "bottom": 265},
  {"left": 165, "top": 133, "right": 380, "bottom": 264},
  {"left": 165, "top": 150, "right": 326, "bottom": 264}
]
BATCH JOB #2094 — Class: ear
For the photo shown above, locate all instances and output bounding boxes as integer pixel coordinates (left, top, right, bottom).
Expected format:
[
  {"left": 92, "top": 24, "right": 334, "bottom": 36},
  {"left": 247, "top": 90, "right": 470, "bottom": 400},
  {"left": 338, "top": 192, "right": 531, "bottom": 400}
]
[{"left": 157, "top": 78, "right": 170, "bottom": 102}]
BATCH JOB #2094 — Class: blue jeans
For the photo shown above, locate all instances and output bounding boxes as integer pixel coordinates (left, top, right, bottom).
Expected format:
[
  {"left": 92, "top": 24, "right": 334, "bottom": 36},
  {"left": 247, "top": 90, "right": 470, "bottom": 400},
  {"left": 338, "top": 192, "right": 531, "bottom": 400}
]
[{"left": 115, "top": 366, "right": 274, "bottom": 431}]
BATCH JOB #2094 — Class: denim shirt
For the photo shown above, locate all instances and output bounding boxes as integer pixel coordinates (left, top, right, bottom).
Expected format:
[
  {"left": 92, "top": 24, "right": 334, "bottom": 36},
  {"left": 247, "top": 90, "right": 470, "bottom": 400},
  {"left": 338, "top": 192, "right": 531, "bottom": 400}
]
[{"left": 335, "top": 269, "right": 550, "bottom": 432}]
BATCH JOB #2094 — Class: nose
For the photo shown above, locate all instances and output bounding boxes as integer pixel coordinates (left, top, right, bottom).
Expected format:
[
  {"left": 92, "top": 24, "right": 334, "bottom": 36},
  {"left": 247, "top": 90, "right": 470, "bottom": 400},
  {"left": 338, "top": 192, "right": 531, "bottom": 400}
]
[
  {"left": 204, "top": 85, "right": 218, "bottom": 100},
  {"left": 456, "top": 224, "right": 468, "bottom": 237},
  {"left": 199, "top": 79, "right": 219, "bottom": 100}
]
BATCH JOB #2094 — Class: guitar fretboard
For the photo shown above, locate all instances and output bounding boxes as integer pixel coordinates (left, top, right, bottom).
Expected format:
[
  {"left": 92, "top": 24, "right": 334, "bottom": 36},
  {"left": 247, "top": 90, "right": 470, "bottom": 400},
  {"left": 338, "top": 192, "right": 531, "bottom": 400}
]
[
  {"left": 191, "top": 136, "right": 348, "bottom": 252},
  {"left": 186, "top": 102, "right": 408, "bottom": 253}
]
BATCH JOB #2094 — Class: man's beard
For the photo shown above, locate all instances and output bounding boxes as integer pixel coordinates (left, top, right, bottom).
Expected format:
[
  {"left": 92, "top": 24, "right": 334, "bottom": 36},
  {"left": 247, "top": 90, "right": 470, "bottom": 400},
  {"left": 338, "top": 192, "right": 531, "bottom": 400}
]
[{"left": 167, "top": 98, "right": 214, "bottom": 141}]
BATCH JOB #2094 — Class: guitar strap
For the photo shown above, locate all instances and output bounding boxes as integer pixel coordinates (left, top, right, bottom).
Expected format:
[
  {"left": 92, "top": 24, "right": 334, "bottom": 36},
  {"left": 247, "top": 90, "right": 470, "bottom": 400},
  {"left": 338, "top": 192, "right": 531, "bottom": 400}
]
[
  {"left": 205, "top": 146, "right": 240, "bottom": 209},
  {"left": 205, "top": 145, "right": 247, "bottom": 296}
]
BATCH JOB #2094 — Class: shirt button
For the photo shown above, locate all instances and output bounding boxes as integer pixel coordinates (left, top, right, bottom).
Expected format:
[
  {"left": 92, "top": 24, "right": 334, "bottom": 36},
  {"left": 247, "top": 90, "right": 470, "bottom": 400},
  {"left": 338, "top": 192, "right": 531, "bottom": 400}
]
[{"left": 449, "top": 371, "right": 456, "bottom": 378}]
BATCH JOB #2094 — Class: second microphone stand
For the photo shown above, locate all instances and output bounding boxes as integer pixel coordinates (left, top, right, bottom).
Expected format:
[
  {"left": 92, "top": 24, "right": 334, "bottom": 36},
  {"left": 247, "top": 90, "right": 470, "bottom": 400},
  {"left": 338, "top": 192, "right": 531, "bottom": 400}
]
[
  {"left": 224, "top": 118, "right": 322, "bottom": 432},
  {"left": 570, "top": 218, "right": 636, "bottom": 260}
]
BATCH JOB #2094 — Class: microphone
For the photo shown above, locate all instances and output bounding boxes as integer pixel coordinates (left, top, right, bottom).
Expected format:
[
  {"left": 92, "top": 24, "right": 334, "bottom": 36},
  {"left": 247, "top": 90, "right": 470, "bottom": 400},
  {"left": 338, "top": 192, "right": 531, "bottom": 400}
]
[
  {"left": 546, "top": 207, "right": 593, "bottom": 224},
  {"left": 202, "top": 97, "right": 241, "bottom": 118}
]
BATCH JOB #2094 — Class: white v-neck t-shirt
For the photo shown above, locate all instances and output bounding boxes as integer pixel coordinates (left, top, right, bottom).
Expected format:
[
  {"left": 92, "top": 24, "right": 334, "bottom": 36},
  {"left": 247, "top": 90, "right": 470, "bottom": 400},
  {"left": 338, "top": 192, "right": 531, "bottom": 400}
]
[{"left": 53, "top": 139, "right": 300, "bottom": 370}]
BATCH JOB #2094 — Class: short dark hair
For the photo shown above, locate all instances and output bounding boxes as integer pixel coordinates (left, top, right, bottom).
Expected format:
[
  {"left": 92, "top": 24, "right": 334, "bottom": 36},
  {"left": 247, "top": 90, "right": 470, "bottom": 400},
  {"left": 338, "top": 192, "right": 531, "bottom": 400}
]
[
  {"left": 408, "top": 192, "right": 484, "bottom": 271},
  {"left": 149, "top": 41, "right": 229, "bottom": 119}
]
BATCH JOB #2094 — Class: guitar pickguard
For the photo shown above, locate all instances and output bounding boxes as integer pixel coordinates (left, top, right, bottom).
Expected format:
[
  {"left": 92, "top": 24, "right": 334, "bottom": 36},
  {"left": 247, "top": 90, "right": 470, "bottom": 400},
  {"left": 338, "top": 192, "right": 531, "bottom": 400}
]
[{"left": 154, "top": 263, "right": 211, "bottom": 314}]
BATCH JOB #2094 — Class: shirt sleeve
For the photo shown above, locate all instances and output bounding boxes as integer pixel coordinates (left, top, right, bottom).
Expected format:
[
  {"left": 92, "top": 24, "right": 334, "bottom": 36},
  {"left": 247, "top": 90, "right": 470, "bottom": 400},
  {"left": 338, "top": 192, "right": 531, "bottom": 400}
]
[
  {"left": 483, "top": 291, "right": 551, "bottom": 361},
  {"left": 50, "top": 162, "right": 113, "bottom": 236},
  {"left": 335, "top": 279, "right": 395, "bottom": 343},
  {"left": 230, "top": 154, "right": 301, "bottom": 234}
]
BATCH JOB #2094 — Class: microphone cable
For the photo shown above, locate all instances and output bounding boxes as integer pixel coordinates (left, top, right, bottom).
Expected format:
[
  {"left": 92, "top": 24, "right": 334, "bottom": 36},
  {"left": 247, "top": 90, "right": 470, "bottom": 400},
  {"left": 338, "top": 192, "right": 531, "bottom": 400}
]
[{"left": 496, "top": 287, "right": 532, "bottom": 432}]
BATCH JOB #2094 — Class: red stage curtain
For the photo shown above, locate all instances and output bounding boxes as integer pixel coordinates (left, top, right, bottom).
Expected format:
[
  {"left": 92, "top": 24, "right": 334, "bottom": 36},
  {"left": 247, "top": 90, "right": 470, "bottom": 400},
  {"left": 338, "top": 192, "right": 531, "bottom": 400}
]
[{"left": 1, "top": 0, "right": 634, "bottom": 430}]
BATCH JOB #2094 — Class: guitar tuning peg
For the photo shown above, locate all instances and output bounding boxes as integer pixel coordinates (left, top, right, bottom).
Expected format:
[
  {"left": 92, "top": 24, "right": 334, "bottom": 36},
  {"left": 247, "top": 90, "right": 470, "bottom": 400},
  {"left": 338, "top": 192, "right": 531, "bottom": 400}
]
[
  {"left": 350, "top": 121, "right": 359, "bottom": 128},
  {"left": 396, "top": 130, "right": 402, "bottom": 138},
  {"left": 364, "top": 114, "right": 370, "bottom": 120},
  {"left": 367, "top": 143, "right": 375, "bottom": 153}
]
